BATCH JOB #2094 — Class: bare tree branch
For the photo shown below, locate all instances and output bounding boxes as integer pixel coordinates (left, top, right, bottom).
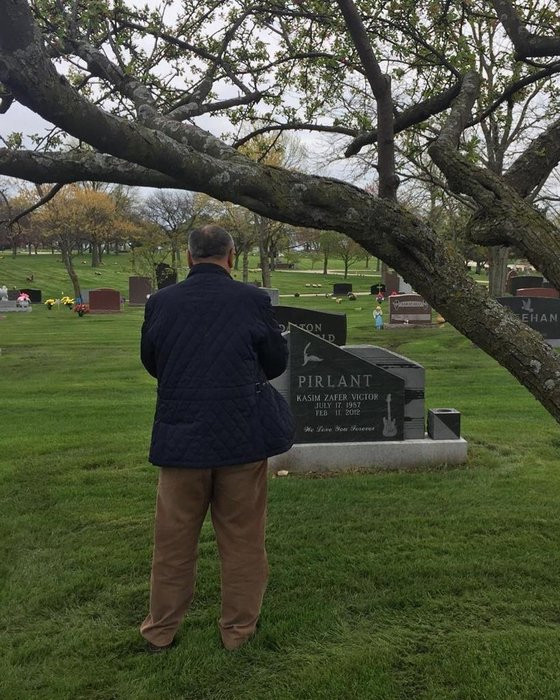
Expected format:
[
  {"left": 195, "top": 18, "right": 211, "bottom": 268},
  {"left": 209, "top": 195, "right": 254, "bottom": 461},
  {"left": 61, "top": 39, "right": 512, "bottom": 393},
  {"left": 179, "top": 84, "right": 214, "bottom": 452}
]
[{"left": 492, "top": 0, "right": 560, "bottom": 58}]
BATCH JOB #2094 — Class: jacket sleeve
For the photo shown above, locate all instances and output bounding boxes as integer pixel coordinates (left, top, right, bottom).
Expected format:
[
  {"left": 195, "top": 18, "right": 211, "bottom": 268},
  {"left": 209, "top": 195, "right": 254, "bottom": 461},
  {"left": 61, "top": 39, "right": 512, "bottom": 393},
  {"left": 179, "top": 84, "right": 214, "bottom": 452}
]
[
  {"left": 255, "top": 296, "right": 289, "bottom": 380},
  {"left": 140, "top": 297, "right": 158, "bottom": 378}
]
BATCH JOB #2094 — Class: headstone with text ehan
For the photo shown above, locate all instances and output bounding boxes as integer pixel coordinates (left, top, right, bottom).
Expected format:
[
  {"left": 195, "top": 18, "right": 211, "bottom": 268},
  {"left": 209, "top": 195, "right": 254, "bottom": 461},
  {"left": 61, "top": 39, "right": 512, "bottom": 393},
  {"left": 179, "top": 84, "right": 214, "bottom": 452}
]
[
  {"left": 274, "top": 306, "right": 347, "bottom": 345},
  {"left": 288, "top": 325, "right": 405, "bottom": 443},
  {"left": 497, "top": 296, "right": 560, "bottom": 347},
  {"left": 89, "top": 288, "right": 121, "bottom": 313},
  {"left": 389, "top": 294, "right": 432, "bottom": 325}
]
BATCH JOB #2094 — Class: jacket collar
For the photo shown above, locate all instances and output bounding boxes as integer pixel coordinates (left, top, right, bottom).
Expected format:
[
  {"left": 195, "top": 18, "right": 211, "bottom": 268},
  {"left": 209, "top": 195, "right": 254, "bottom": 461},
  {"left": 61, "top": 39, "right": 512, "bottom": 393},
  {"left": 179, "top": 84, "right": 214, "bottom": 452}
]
[{"left": 187, "top": 263, "right": 231, "bottom": 279}]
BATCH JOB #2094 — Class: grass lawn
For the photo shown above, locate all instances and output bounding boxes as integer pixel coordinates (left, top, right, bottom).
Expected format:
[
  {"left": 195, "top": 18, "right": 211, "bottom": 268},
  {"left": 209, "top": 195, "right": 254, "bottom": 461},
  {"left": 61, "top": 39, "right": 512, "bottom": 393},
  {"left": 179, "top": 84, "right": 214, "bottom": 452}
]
[{"left": 1, "top": 254, "right": 559, "bottom": 699}]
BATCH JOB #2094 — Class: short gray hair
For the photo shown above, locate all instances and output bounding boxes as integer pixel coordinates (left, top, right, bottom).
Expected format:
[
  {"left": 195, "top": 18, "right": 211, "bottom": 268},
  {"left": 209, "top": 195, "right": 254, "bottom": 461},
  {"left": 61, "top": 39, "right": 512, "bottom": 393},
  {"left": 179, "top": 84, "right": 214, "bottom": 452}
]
[{"left": 188, "top": 225, "right": 234, "bottom": 259}]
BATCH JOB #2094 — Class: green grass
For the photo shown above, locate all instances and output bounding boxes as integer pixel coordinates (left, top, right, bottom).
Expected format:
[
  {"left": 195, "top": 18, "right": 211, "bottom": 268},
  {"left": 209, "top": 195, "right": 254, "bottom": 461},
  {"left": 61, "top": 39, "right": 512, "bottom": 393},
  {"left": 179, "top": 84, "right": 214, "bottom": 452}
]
[{"left": 1, "top": 254, "right": 559, "bottom": 699}]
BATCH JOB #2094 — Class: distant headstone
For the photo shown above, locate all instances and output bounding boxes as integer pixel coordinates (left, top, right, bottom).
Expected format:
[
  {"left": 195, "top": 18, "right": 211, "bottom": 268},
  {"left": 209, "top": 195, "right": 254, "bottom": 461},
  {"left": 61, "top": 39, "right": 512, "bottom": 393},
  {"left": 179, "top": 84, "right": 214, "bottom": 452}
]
[
  {"left": 81, "top": 289, "right": 91, "bottom": 304},
  {"left": 89, "top": 288, "right": 121, "bottom": 313},
  {"left": 287, "top": 325, "right": 405, "bottom": 443},
  {"left": 7, "top": 290, "right": 19, "bottom": 301},
  {"left": 516, "top": 287, "right": 559, "bottom": 298},
  {"left": 129, "top": 276, "right": 152, "bottom": 306},
  {"left": 0, "top": 299, "right": 31, "bottom": 313},
  {"left": 370, "top": 283, "right": 386, "bottom": 295},
  {"left": 261, "top": 288, "right": 279, "bottom": 305},
  {"left": 506, "top": 269, "right": 517, "bottom": 293},
  {"left": 389, "top": 294, "right": 432, "bottom": 325},
  {"left": 0, "top": 286, "right": 7, "bottom": 301},
  {"left": 20, "top": 288, "right": 41, "bottom": 303},
  {"left": 332, "top": 283, "right": 352, "bottom": 296},
  {"left": 274, "top": 306, "right": 347, "bottom": 345},
  {"left": 497, "top": 296, "right": 560, "bottom": 346},
  {"left": 344, "top": 345, "right": 425, "bottom": 439},
  {"left": 383, "top": 269, "right": 400, "bottom": 294},
  {"left": 510, "top": 275, "right": 542, "bottom": 296},
  {"left": 155, "top": 263, "right": 177, "bottom": 289}
]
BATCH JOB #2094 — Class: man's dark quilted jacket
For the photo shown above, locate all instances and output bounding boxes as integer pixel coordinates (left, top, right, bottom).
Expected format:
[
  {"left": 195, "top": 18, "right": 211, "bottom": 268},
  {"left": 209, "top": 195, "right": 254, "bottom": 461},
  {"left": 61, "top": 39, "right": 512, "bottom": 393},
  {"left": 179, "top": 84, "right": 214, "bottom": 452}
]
[{"left": 141, "top": 263, "right": 295, "bottom": 468}]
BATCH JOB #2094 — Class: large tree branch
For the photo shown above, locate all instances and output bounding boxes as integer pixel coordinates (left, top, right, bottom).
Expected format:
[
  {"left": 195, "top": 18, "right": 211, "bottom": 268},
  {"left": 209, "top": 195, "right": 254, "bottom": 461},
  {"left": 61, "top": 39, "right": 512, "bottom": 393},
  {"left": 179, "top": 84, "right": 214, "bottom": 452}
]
[
  {"left": 504, "top": 116, "right": 560, "bottom": 198},
  {"left": 335, "top": 0, "right": 397, "bottom": 198},
  {"left": 492, "top": 0, "right": 560, "bottom": 58},
  {"left": 345, "top": 82, "right": 462, "bottom": 156},
  {"left": 429, "top": 71, "right": 560, "bottom": 291}
]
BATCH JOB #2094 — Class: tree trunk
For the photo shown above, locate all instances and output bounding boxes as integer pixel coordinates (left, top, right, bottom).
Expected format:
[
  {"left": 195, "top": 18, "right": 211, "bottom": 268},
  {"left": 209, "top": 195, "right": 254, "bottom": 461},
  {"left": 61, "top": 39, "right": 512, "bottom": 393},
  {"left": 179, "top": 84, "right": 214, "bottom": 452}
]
[
  {"left": 344, "top": 258, "right": 349, "bottom": 278},
  {"left": 12, "top": 240, "right": 17, "bottom": 257},
  {"left": 323, "top": 252, "right": 328, "bottom": 275},
  {"left": 255, "top": 215, "right": 271, "bottom": 288},
  {"left": 242, "top": 249, "right": 249, "bottom": 283},
  {"left": 91, "top": 239, "right": 100, "bottom": 267},
  {"left": 488, "top": 246, "right": 509, "bottom": 297},
  {"left": 60, "top": 241, "right": 81, "bottom": 298},
  {"left": 234, "top": 250, "right": 240, "bottom": 270}
]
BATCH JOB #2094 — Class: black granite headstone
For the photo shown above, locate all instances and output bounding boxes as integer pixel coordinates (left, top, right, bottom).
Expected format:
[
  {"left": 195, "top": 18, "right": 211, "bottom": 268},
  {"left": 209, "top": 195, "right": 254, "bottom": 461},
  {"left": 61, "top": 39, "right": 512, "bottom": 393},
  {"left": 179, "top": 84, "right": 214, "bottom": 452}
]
[
  {"left": 20, "top": 288, "right": 42, "bottom": 303},
  {"left": 370, "top": 283, "right": 386, "bottom": 295},
  {"left": 7, "top": 289, "right": 19, "bottom": 301},
  {"left": 510, "top": 275, "right": 542, "bottom": 296},
  {"left": 155, "top": 263, "right": 178, "bottom": 289},
  {"left": 333, "top": 283, "right": 352, "bottom": 296},
  {"left": 497, "top": 296, "right": 560, "bottom": 345},
  {"left": 274, "top": 306, "right": 347, "bottom": 345},
  {"left": 289, "top": 325, "right": 405, "bottom": 443}
]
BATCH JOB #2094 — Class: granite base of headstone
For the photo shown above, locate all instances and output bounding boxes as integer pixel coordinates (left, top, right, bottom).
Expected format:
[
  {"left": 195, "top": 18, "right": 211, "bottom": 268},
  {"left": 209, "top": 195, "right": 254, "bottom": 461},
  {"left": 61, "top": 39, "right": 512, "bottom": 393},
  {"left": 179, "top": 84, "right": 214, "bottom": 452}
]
[
  {"left": 129, "top": 276, "right": 152, "bottom": 305},
  {"left": 516, "top": 287, "right": 559, "bottom": 298},
  {"left": 89, "top": 288, "right": 121, "bottom": 313},
  {"left": 274, "top": 306, "right": 347, "bottom": 345},
  {"left": 428, "top": 409, "right": 461, "bottom": 440},
  {"left": 497, "top": 296, "right": 560, "bottom": 346},
  {"left": 332, "top": 283, "right": 353, "bottom": 296},
  {"left": 0, "top": 300, "right": 21, "bottom": 312},
  {"left": 389, "top": 294, "right": 432, "bottom": 325}
]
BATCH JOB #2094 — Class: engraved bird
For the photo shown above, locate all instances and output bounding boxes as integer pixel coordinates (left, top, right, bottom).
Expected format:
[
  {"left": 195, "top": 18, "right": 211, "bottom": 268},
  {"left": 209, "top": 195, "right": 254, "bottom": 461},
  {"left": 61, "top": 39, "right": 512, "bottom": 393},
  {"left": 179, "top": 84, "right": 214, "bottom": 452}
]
[
  {"left": 521, "top": 298, "right": 534, "bottom": 312},
  {"left": 302, "top": 342, "right": 323, "bottom": 367}
]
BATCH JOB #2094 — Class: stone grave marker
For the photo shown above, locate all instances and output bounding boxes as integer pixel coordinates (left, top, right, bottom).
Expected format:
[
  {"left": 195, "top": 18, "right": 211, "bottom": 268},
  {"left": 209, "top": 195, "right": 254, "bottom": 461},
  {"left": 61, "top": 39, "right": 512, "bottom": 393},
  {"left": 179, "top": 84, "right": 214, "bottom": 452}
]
[
  {"left": 332, "top": 283, "right": 353, "bottom": 296},
  {"left": 389, "top": 294, "right": 432, "bottom": 325},
  {"left": 89, "top": 288, "right": 121, "bottom": 313},
  {"left": 497, "top": 296, "right": 560, "bottom": 346},
  {"left": 287, "top": 325, "right": 405, "bottom": 443},
  {"left": 7, "top": 290, "right": 19, "bottom": 301},
  {"left": 506, "top": 269, "right": 517, "bottom": 293},
  {"left": 510, "top": 275, "right": 542, "bottom": 296},
  {"left": 261, "top": 288, "right": 279, "bottom": 306},
  {"left": 274, "top": 306, "right": 347, "bottom": 345},
  {"left": 20, "top": 288, "right": 42, "bottom": 303},
  {"left": 516, "top": 287, "right": 559, "bottom": 298},
  {"left": 155, "top": 263, "right": 177, "bottom": 289},
  {"left": 129, "top": 276, "right": 152, "bottom": 306},
  {"left": 344, "top": 345, "right": 425, "bottom": 439},
  {"left": 370, "top": 283, "right": 386, "bottom": 295}
]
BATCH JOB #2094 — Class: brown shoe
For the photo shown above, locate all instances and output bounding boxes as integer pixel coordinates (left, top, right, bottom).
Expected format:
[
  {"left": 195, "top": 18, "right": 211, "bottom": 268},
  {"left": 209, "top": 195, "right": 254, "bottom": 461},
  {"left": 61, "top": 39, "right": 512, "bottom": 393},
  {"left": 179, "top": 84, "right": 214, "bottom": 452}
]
[{"left": 145, "top": 640, "right": 174, "bottom": 654}]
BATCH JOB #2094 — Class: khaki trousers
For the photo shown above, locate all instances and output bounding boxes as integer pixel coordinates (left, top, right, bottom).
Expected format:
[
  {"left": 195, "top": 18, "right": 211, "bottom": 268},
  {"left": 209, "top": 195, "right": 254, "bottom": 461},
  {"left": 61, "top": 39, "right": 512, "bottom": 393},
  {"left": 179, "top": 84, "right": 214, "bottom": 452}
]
[{"left": 140, "top": 459, "right": 268, "bottom": 650}]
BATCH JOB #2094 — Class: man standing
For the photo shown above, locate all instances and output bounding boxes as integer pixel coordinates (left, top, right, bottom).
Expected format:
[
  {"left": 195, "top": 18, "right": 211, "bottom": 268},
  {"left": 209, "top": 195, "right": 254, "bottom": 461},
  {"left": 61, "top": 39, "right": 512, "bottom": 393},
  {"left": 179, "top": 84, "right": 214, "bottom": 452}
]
[{"left": 140, "top": 224, "right": 294, "bottom": 652}]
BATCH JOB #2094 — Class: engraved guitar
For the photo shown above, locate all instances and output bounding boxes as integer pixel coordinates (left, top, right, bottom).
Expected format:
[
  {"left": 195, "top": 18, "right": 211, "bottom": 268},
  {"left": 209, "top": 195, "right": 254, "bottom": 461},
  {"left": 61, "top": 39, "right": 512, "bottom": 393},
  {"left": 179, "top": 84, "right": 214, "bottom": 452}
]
[{"left": 382, "top": 393, "right": 397, "bottom": 437}]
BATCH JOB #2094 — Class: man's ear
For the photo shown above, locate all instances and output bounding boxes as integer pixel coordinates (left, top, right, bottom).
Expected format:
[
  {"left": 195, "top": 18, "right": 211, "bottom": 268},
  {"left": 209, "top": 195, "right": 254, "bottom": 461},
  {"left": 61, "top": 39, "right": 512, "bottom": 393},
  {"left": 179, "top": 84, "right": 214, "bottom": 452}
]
[
  {"left": 227, "top": 247, "right": 235, "bottom": 269},
  {"left": 187, "top": 250, "right": 194, "bottom": 268}
]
